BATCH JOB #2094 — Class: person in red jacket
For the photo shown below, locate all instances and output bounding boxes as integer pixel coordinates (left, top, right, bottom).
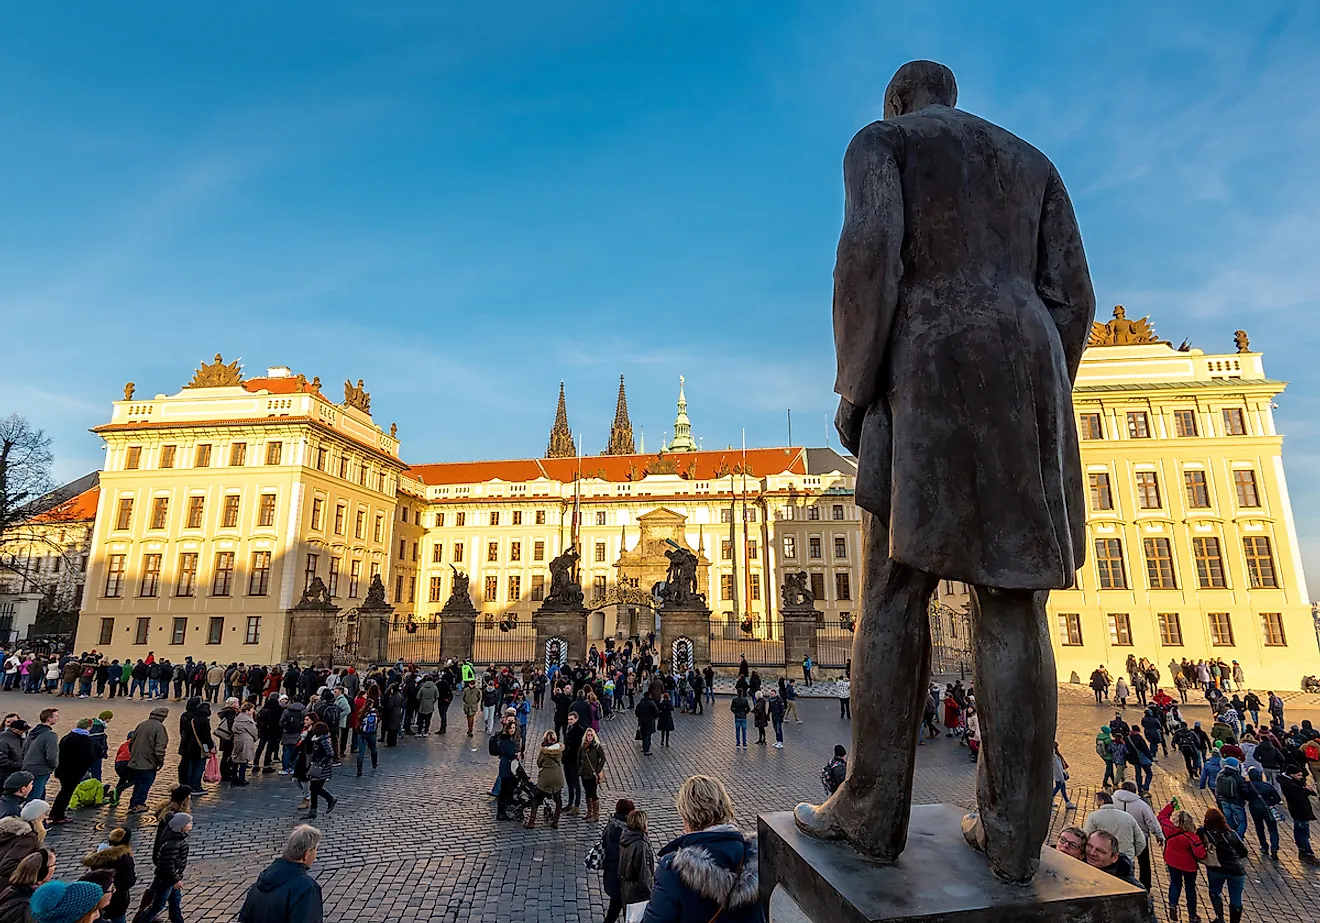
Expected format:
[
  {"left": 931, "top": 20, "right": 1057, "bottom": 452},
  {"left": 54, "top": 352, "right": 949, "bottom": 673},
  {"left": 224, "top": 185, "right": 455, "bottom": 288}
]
[{"left": 1159, "top": 799, "right": 1207, "bottom": 922}]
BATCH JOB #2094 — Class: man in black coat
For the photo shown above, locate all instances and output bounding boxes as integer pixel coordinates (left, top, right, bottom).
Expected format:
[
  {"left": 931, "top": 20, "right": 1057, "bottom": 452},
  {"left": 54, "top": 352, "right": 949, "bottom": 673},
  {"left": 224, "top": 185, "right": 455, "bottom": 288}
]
[
  {"left": 238, "top": 824, "right": 324, "bottom": 923},
  {"left": 634, "top": 691, "right": 659, "bottom": 755},
  {"left": 49, "top": 719, "right": 99, "bottom": 822}
]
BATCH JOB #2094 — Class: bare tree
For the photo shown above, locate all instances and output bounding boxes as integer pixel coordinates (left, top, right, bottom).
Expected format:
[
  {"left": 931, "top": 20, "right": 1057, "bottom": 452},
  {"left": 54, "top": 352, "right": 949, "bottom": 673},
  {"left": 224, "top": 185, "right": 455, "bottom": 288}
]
[{"left": 0, "top": 414, "right": 55, "bottom": 542}]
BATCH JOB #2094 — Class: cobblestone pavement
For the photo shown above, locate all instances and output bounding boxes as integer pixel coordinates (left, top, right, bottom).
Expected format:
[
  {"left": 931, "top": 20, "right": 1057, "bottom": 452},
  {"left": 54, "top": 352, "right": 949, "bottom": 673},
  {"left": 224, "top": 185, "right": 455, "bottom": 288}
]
[{"left": 4, "top": 684, "right": 1317, "bottom": 922}]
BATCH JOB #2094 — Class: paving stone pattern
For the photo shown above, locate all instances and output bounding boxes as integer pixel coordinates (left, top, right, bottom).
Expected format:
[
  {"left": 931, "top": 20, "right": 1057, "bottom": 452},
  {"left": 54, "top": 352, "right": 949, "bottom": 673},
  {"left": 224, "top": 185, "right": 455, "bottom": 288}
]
[{"left": 5, "top": 684, "right": 1317, "bottom": 922}]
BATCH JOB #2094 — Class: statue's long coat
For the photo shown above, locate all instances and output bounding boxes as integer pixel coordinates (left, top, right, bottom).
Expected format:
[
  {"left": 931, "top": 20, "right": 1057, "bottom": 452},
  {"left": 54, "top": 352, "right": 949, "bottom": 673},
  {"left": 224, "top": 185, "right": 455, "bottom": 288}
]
[{"left": 833, "top": 105, "right": 1096, "bottom": 590}]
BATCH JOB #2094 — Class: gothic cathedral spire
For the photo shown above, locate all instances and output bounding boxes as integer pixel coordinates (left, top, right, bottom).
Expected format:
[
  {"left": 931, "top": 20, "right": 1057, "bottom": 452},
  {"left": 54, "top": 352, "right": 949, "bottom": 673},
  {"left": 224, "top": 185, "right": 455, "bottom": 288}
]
[
  {"left": 546, "top": 382, "right": 576, "bottom": 458},
  {"left": 605, "top": 375, "right": 635, "bottom": 455}
]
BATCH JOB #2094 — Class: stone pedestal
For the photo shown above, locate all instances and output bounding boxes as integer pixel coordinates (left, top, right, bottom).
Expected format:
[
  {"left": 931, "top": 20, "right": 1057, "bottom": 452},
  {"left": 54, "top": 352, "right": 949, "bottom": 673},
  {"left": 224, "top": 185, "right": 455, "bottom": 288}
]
[
  {"left": 439, "top": 607, "right": 478, "bottom": 664},
  {"left": 781, "top": 607, "right": 821, "bottom": 670},
  {"left": 758, "top": 806, "right": 1151, "bottom": 923},
  {"left": 658, "top": 604, "right": 712, "bottom": 672},
  {"left": 533, "top": 604, "right": 589, "bottom": 668},
  {"left": 285, "top": 605, "right": 340, "bottom": 668},
  {"left": 355, "top": 607, "right": 393, "bottom": 665}
]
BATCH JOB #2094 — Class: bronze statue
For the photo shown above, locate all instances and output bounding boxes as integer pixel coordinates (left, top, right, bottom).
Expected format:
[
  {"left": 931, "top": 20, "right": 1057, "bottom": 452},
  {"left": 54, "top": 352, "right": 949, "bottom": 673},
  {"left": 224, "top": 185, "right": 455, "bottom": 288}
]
[
  {"left": 780, "top": 571, "right": 814, "bottom": 610},
  {"left": 363, "top": 573, "right": 388, "bottom": 609},
  {"left": 544, "top": 548, "right": 584, "bottom": 608},
  {"left": 443, "top": 565, "right": 474, "bottom": 612},
  {"left": 797, "top": 60, "right": 1095, "bottom": 884}
]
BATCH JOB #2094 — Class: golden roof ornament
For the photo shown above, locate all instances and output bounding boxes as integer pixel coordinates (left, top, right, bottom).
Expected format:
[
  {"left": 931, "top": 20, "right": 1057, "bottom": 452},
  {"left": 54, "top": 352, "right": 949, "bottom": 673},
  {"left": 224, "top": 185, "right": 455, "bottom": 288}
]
[
  {"left": 1234, "top": 330, "right": 1250, "bottom": 354},
  {"left": 1087, "top": 305, "right": 1169, "bottom": 347},
  {"left": 123, "top": 382, "right": 135, "bottom": 400},
  {"left": 184, "top": 353, "right": 244, "bottom": 388},
  {"left": 343, "top": 378, "right": 371, "bottom": 412}
]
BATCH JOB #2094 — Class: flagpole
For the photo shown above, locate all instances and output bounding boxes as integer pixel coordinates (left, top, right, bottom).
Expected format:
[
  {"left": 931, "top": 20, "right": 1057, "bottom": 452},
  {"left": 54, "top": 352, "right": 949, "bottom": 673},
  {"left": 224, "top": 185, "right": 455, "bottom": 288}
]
[{"left": 741, "top": 429, "right": 752, "bottom": 633}]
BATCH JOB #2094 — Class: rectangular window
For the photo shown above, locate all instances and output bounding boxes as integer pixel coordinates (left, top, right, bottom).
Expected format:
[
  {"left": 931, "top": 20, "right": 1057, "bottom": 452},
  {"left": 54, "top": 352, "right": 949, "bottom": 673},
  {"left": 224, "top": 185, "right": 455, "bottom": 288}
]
[
  {"left": 195, "top": 443, "right": 212, "bottom": 467},
  {"left": 1143, "top": 537, "right": 1177, "bottom": 589},
  {"left": 150, "top": 497, "right": 169, "bottom": 530},
  {"left": 98, "top": 618, "right": 115, "bottom": 645},
  {"left": 489, "top": 511, "right": 499, "bottom": 527},
  {"left": 230, "top": 442, "right": 247, "bottom": 467},
  {"left": 1135, "top": 471, "right": 1162, "bottom": 509},
  {"left": 750, "top": 575, "right": 761, "bottom": 601},
  {"left": 1208, "top": 612, "right": 1234, "bottom": 646},
  {"left": 809, "top": 572, "right": 826, "bottom": 602},
  {"left": 595, "top": 511, "right": 607, "bottom": 526},
  {"left": 1079, "top": 414, "right": 1104, "bottom": 440},
  {"left": 315, "top": 447, "right": 327, "bottom": 471},
  {"left": 140, "top": 554, "right": 162, "bottom": 597},
  {"left": 304, "top": 553, "right": 319, "bottom": 591},
  {"left": 592, "top": 575, "right": 606, "bottom": 601},
  {"left": 1222, "top": 408, "right": 1247, "bottom": 436},
  {"left": 334, "top": 504, "right": 346, "bottom": 535},
  {"left": 211, "top": 552, "right": 235, "bottom": 596},
  {"left": 1173, "top": 409, "right": 1198, "bottom": 437},
  {"left": 338, "top": 456, "right": 349, "bottom": 479},
  {"left": 432, "top": 543, "right": 443, "bottom": 564},
  {"left": 115, "top": 498, "right": 134, "bottom": 531},
  {"left": 311, "top": 498, "right": 324, "bottom": 530},
  {"left": 1192, "top": 537, "right": 1227, "bottom": 588},
  {"left": 103, "top": 554, "right": 127, "bottom": 597},
  {"left": 533, "top": 541, "right": 545, "bottom": 562},
  {"left": 408, "top": 576, "right": 415, "bottom": 603},
  {"left": 721, "top": 574, "right": 734, "bottom": 601},
  {"left": 328, "top": 558, "right": 340, "bottom": 597},
  {"left": 832, "top": 504, "right": 845, "bottom": 521},
  {"left": 177, "top": 553, "right": 198, "bottom": 596},
  {"left": 721, "top": 540, "right": 732, "bottom": 561},
  {"left": 207, "top": 617, "right": 224, "bottom": 644},
  {"left": 456, "top": 512, "right": 466, "bottom": 527},
  {"left": 1107, "top": 612, "right": 1133, "bottom": 646},
  {"left": 783, "top": 536, "right": 796, "bottom": 558},
  {"left": 355, "top": 510, "right": 365, "bottom": 539},
  {"left": 595, "top": 541, "right": 606, "bottom": 563},
  {"left": 400, "top": 539, "right": 406, "bottom": 559},
  {"left": 1057, "top": 613, "right": 1083, "bottom": 646},
  {"left": 265, "top": 441, "right": 283, "bottom": 465},
  {"left": 508, "top": 575, "right": 521, "bottom": 601},
  {"left": 1233, "top": 470, "right": 1260, "bottom": 508},
  {"left": 186, "top": 496, "right": 205, "bottom": 529},
  {"left": 171, "top": 617, "right": 187, "bottom": 645},
  {"left": 835, "top": 572, "right": 851, "bottom": 601},
  {"left": 807, "top": 506, "right": 820, "bottom": 521},
  {"left": 134, "top": 617, "right": 150, "bottom": 645},
  {"left": 125, "top": 446, "right": 142, "bottom": 469},
  {"left": 1243, "top": 536, "right": 1278, "bottom": 588},
  {"left": 834, "top": 536, "right": 847, "bottom": 559},
  {"left": 257, "top": 494, "right": 276, "bottom": 527},
  {"left": 429, "top": 576, "right": 444, "bottom": 602},
  {"left": 484, "top": 576, "right": 498, "bottom": 602},
  {"left": 245, "top": 616, "right": 261, "bottom": 645},
  {"left": 1157, "top": 612, "right": 1183, "bottom": 646},
  {"left": 535, "top": 510, "right": 546, "bottom": 525},
  {"left": 529, "top": 574, "right": 545, "bottom": 601},
  {"left": 249, "top": 551, "right": 271, "bottom": 596},
  {"left": 453, "top": 542, "right": 464, "bottom": 563},
  {"left": 513, "top": 511, "right": 523, "bottom": 526},
  {"left": 221, "top": 495, "right": 240, "bottom": 528},
  {"left": 1260, "top": 612, "right": 1286, "bottom": 646},
  {"left": 374, "top": 513, "right": 384, "bottom": 543},
  {"left": 349, "top": 560, "right": 361, "bottom": 597},
  {"left": 510, "top": 541, "right": 522, "bottom": 562},
  {"left": 488, "top": 542, "right": 499, "bottom": 563},
  {"left": 1094, "top": 538, "right": 1128, "bottom": 589},
  {"left": 1126, "top": 411, "right": 1151, "bottom": 438},
  {"left": 432, "top": 512, "right": 443, "bottom": 528},
  {"left": 1184, "top": 471, "right": 1210, "bottom": 508},
  {"left": 1088, "top": 473, "right": 1113, "bottom": 510},
  {"left": 809, "top": 537, "right": 822, "bottom": 559},
  {"left": 748, "top": 540, "right": 758, "bottom": 560},
  {"left": 720, "top": 509, "right": 732, "bottom": 524},
  {"left": 160, "top": 445, "right": 176, "bottom": 468},
  {"left": 394, "top": 575, "right": 403, "bottom": 603}
]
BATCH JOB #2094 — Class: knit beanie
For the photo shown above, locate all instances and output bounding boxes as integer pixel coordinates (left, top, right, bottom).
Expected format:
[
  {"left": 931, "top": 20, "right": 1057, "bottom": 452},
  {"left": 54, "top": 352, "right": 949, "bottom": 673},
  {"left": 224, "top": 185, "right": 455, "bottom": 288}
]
[
  {"left": 168, "top": 812, "right": 192, "bottom": 832},
  {"left": 169, "top": 785, "right": 192, "bottom": 803},
  {"left": 98, "top": 710, "right": 113, "bottom": 722},
  {"left": 3, "top": 770, "right": 33, "bottom": 792},
  {"left": 20, "top": 799, "right": 50, "bottom": 822},
  {"left": 76, "top": 718, "right": 93, "bottom": 730},
  {"left": 29, "top": 880, "right": 105, "bottom": 923}
]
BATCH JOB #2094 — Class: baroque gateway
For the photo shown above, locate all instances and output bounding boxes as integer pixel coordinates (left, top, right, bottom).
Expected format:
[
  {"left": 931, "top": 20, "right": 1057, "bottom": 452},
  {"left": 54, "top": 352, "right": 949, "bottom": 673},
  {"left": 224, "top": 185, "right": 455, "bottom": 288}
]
[{"left": 63, "top": 317, "right": 1317, "bottom": 685}]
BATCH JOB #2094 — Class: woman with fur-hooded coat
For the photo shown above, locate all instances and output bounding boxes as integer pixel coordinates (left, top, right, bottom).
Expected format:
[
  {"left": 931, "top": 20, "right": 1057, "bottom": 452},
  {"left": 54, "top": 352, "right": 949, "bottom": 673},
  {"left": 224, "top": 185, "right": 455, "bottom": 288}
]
[{"left": 82, "top": 827, "right": 137, "bottom": 922}]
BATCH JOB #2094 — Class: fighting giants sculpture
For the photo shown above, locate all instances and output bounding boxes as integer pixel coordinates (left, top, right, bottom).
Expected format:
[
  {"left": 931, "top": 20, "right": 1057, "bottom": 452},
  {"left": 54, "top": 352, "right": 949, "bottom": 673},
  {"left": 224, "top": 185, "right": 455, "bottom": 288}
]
[{"left": 794, "top": 60, "right": 1095, "bottom": 884}]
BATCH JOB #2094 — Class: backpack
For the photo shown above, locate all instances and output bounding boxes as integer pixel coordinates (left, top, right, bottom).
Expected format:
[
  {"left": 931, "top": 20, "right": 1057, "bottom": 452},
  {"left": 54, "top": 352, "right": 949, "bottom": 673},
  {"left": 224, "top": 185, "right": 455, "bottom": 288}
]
[
  {"left": 281, "top": 711, "right": 302, "bottom": 735},
  {"left": 1302, "top": 740, "right": 1320, "bottom": 763},
  {"left": 359, "top": 709, "right": 378, "bottom": 735},
  {"left": 81, "top": 666, "right": 95, "bottom": 681},
  {"left": 488, "top": 734, "right": 502, "bottom": 757},
  {"left": 821, "top": 759, "right": 847, "bottom": 794}
]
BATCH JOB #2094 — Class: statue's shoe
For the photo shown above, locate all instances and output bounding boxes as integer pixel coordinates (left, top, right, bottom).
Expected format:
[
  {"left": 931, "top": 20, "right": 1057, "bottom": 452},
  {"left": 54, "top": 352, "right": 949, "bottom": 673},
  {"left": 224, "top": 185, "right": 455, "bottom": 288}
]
[
  {"left": 794, "top": 802, "right": 841, "bottom": 839},
  {"left": 961, "top": 810, "right": 986, "bottom": 854}
]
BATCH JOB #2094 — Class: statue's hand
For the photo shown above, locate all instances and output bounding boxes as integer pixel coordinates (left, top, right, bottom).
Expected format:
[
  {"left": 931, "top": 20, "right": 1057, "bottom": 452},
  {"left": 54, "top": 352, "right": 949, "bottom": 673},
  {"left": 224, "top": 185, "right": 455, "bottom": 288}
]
[{"left": 835, "top": 398, "right": 863, "bottom": 455}]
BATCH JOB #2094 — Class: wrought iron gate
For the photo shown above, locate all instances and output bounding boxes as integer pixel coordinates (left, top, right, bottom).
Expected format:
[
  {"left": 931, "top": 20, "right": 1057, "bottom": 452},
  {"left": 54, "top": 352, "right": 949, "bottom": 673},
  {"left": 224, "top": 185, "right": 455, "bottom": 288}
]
[
  {"left": 707, "top": 612, "right": 785, "bottom": 667},
  {"left": 472, "top": 611, "right": 536, "bottom": 667}
]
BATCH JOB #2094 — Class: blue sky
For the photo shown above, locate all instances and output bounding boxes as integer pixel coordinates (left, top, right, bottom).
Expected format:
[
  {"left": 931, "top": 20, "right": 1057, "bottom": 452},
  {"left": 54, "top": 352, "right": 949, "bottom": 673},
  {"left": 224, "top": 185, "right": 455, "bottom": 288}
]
[{"left": 3, "top": 2, "right": 1319, "bottom": 586}]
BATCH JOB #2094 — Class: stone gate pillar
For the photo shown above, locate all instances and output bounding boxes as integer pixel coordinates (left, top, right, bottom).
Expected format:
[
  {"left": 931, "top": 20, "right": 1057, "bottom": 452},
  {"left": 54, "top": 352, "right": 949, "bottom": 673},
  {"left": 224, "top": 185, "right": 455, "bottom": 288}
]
[
  {"left": 533, "top": 605, "right": 589, "bottom": 667},
  {"left": 356, "top": 575, "right": 396, "bottom": 666},
  {"left": 658, "top": 604, "right": 712, "bottom": 672},
  {"left": 284, "top": 577, "right": 339, "bottom": 668}
]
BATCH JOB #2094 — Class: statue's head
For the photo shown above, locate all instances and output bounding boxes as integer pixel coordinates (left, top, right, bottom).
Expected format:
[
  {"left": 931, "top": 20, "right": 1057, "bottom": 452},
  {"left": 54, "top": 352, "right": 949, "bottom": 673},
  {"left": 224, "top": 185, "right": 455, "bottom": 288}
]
[
  {"left": 1113, "top": 305, "right": 1127, "bottom": 319},
  {"left": 884, "top": 60, "right": 957, "bottom": 118}
]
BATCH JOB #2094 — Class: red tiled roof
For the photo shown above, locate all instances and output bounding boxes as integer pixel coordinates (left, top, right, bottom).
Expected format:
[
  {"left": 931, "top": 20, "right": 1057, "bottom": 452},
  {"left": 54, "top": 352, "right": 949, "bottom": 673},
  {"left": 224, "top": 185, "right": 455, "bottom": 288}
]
[
  {"left": 30, "top": 486, "right": 100, "bottom": 523},
  {"left": 409, "top": 448, "right": 807, "bottom": 486},
  {"left": 241, "top": 376, "right": 320, "bottom": 395}
]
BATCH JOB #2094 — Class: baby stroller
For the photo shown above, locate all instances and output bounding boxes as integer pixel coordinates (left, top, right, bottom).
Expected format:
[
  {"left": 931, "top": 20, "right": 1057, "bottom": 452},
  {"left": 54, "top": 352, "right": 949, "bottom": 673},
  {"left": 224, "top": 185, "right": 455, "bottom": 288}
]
[{"left": 508, "top": 774, "right": 541, "bottom": 823}]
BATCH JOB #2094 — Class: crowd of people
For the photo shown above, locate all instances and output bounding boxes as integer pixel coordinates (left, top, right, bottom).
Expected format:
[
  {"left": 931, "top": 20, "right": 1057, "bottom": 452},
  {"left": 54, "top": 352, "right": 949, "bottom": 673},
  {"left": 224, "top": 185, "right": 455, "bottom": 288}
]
[{"left": 1076, "top": 655, "right": 1320, "bottom": 923}]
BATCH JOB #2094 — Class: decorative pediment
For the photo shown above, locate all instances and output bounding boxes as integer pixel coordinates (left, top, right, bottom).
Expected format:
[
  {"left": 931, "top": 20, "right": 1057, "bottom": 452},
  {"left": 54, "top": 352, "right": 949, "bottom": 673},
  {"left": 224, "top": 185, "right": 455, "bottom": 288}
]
[
  {"left": 184, "top": 353, "right": 244, "bottom": 389},
  {"left": 1088, "top": 306, "right": 1169, "bottom": 347}
]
